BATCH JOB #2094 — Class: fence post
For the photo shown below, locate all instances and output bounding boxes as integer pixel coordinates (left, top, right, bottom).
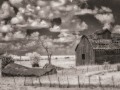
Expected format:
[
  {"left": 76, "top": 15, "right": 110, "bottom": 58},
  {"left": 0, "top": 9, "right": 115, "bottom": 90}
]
[
  {"left": 67, "top": 76, "right": 69, "bottom": 88},
  {"left": 13, "top": 77, "right": 16, "bottom": 85},
  {"left": 88, "top": 76, "right": 90, "bottom": 86},
  {"left": 39, "top": 77, "right": 42, "bottom": 86},
  {"left": 24, "top": 77, "right": 26, "bottom": 86},
  {"left": 48, "top": 75, "right": 51, "bottom": 87},
  {"left": 99, "top": 76, "right": 101, "bottom": 86},
  {"left": 78, "top": 76, "right": 80, "bottom": 88},
  {"left": 99, "top": 76, "right": 104, "bottom": 90},
  {"left": 112, "top": 76, "right": 115, "bottom": 87},
  {"left": 31, "top": 77, "right": 33, "bottom": 86},
  {"left": 58, "top": 77, "right": 61, "bottom": 88},
  {"left": 87, "top": 66, "right": 89, "bottom": 72}
]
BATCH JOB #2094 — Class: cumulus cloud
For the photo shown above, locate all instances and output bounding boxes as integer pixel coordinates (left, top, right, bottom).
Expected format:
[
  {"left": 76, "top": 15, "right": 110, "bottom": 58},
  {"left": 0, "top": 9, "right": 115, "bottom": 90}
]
[
  {"left": 25, "top": 41, "right": 36, "bottom": 47},
  {"left": 58, "top": 5, "right": 75, "bottom": 12},
  {"left": 95, "top": 14, "right": 114, "bottom": 23},
  {"left": 37, "top": 6, "right": 52, "bottom": 18},
  {"left": 9, "top": 0, "right": 23, "bottom": 8},
  {"left": 0, "top": 23, "right": 13, "bottom": 33},
  {"left": 112, "top": 25, "right": 120, "bottom": 34},
  {"left": 50, "top": 25, "right": 61, "bottom": 32},
  {"left": 95, "top": 13, "right": 114, "bottom": 29},
  {"left": 76, "top": 21, "right": 88, "bottom": 31},
  {"left": 75, "top": 7, "right": 98, "bottom": 15},
  {"left": 37, "top": 0, "right": 48, "bottom": 7},
  {"left": 30, "top": 32, "right": 39, "bottom": 40},
  {"left": 13, "top": 31, "right": 26, "bottom": 39},
  {"left": 54, "top": 29, "right": 75, "bottom": 43},
  {"left": 16, "top": 18, "right": 50, "bottom": 29},
  {"left": 50, "top": 0, "right": 66, "bottom": 8},
  {"left": 53, "top": 35, "right": 74, "bottom": 43},
  {"left": 29, "top": 19, "right": 50, "bottom": 29},
  {"left": 62, "top": 14, "right": 88, "bottom": 33},
  {"left": 11, "top": 14, "right": 25, "bottom": 24},
  {"left": 99, "top": 6, "right": 112, "bottom": 13},
  {"left": 0, "top": 1, "right": 15, "bottom": 20},
  {"left": 58, "top": 29, "right": 71, "bottom": 37}
]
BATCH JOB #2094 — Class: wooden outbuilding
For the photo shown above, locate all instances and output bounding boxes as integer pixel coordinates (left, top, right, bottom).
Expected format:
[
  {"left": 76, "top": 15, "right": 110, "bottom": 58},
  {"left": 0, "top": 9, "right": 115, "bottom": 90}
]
[{"left": 75, "top": 29, "right": 120, "bottom": 66}]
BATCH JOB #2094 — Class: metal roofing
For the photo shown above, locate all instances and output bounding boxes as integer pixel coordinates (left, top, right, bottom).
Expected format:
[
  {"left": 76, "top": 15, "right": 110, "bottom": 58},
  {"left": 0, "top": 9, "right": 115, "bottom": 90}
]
[
  {"left": 75, "top": 35, "right": 120, "bottom": 51},
  {"left": 94, "top": 29, "right": 111, "bottom": 35},
  {"left": 89, "top": 39, "right": 120, "bottom": 49}
]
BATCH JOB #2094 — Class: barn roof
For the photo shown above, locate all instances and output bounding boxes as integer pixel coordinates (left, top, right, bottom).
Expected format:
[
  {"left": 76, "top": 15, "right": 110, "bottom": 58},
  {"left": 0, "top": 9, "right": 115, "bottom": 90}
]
[
  {"left": 75, "top": 35, "right": 120, "bottom": 51},
  {"left": 75, "top": 35, "right": 89, "bottom": 51},
  {"left": 89, "top": 39, "right": 120, "bottom": 49},
  {"left": 94, "top": 29, "right": 111, "bottom": 35}
]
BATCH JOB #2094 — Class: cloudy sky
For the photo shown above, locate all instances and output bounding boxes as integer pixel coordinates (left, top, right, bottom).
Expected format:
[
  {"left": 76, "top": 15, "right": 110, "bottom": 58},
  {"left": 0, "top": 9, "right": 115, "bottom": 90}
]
[{"left": 0, "top": 0, "right": 120, "bottom": 55}]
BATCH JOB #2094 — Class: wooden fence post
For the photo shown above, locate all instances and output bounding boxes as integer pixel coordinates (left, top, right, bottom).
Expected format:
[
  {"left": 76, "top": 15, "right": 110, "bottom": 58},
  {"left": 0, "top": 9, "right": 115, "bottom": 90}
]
[
  {"left": 87, "top": 66, "right": 89, "bottom": 72},
  {"left": 39, "top": 77, "right": 42, "bottom": 86},
  {"left": 88, "top": 76, "right": 90, "bottom": 86},
  {"left": 24, "top": 77, "right": 26, "bottom": 86},
  {"left": 13, "top": 77, "right": 16, "bottom": 85},
  {"left": 99, "top": 76, "right": 104, "bottom": 90},
  {"left": 58, "top": 77, "right": 61, "bottom": 88},
  {"left": 112, "top": 76, "right": 115, "bottom": 87},
  {"left": 31, "top": 77, "right": 33, "bottom": 86},
  {"left": 48, "top": 75, "right": 51, "bottom": 87},
  {"left": 78, "top": 76, "right": 80, "bottom": 88},
  {"left": 99, "top": 76, "right": 102, "bottom": 86},
  {"left": 67, "top": 76, "right": 69, "bottom": 88}
]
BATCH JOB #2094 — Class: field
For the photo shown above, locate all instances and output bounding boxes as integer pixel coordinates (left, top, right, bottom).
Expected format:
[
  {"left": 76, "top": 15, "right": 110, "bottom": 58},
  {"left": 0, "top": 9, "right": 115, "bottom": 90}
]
[{"left": 1, "top": 55, "right": 120, "bottom": 90}]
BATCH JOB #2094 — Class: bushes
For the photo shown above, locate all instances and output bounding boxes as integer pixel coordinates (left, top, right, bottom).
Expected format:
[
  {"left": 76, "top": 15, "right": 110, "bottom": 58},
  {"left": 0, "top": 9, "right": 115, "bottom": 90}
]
[
  {"left": 32, "top": 63, "right": 39, "bottom": 67},
  {"left": 26, "top": 52, "right": 41, "bottom": 67},
  {"left": 2, "top": 56, "right": 14, "bottom": 69}
]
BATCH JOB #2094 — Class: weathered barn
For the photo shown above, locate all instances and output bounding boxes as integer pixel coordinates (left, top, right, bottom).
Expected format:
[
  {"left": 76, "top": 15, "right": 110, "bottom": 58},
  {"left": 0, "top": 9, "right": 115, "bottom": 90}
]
[{"left": 75, "top": 29, "right": 120, "bottom": 66}]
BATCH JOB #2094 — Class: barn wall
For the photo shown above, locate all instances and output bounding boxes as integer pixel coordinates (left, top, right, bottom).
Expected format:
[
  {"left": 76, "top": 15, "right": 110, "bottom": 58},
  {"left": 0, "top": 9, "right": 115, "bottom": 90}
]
[
  {"left": 95, "top": 49, "right": 120, "bottom": 64},
  {"left": 76, "top": 36, "right": 95, "bottom": 66}
]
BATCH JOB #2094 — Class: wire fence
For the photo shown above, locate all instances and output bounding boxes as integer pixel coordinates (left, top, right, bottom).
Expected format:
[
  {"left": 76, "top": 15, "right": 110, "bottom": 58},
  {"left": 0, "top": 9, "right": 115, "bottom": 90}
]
[
  {"left": 1, "top": 73, "right": 120, "bottom": 89},
  {"left": 0, "top": 64, "right": 119, "bottom": 90}
]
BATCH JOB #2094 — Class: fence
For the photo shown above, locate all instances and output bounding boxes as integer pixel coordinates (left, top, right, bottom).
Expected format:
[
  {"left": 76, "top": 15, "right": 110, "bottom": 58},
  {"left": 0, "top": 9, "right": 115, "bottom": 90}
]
[
  {"left": 0, "top": 73, "right": 120, "bottom": 88},
  {"left": 0, "top": 64, "right": 119, "bottom": 89}
]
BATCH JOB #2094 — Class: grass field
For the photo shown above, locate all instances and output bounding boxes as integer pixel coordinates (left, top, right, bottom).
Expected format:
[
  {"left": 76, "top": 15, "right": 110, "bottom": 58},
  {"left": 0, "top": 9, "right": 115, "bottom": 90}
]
[
  {"left": 1, "top": 55, "right": 120, "bottom": 90},
  {"left": 1, "top": 85, "right": 120, "bottom": 90}
]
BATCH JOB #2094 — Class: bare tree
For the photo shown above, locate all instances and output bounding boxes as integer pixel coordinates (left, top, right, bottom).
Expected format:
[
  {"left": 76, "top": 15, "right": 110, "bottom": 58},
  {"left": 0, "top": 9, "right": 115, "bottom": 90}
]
[{"left": 38, "top": 36, "right": 53, "bottom": 65}]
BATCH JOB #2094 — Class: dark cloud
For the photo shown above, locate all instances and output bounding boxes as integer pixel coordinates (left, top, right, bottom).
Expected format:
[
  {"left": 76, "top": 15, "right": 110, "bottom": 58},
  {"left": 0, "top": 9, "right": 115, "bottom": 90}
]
[
  {"left": 87, "top": 0, "right": 120, "bottom": 25},
  {"left": 76, "top": 14, "right": 102, "bottom": 35}
]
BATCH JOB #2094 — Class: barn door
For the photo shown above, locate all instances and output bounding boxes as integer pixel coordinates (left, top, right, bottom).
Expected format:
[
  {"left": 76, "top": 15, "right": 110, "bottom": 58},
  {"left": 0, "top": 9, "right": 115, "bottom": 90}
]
[{"left": 82, "top": 54, "right": 85, "bottom": 64}]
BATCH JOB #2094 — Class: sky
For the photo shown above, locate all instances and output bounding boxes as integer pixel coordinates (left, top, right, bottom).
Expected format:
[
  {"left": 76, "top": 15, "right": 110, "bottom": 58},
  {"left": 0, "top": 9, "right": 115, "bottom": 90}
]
[{"left": 0, "top": 0, "right": 120, "bottom": 55}]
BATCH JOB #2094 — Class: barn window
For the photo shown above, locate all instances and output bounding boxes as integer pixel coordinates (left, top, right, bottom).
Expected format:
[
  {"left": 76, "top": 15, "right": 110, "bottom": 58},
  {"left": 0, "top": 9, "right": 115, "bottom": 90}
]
[{"left": 82, "top": 54, "right": 85, "bottom": 60}]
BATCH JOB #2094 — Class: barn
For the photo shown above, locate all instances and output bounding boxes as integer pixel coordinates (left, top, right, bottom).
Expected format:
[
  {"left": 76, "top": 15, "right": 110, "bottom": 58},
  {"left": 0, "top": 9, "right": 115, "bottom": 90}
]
[{"left": 75, "top": 29, "right": 120, "bottom": 66}]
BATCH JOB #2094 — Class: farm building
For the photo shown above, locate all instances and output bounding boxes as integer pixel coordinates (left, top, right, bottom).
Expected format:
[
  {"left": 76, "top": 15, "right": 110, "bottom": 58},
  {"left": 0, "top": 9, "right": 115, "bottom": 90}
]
[{"left": 75, "top": 29, "right": 120, "bottom": 66}]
